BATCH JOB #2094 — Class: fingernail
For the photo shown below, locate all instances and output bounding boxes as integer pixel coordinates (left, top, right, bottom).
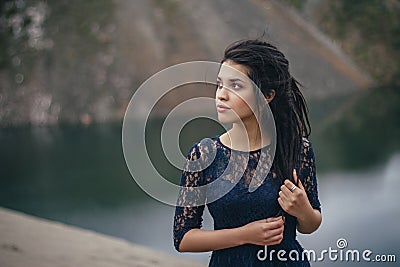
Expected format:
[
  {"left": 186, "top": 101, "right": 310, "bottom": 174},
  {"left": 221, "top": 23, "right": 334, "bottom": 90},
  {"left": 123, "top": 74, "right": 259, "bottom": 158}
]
[{"left": 293, "top": 169, "right": 297, "bottom": 175}]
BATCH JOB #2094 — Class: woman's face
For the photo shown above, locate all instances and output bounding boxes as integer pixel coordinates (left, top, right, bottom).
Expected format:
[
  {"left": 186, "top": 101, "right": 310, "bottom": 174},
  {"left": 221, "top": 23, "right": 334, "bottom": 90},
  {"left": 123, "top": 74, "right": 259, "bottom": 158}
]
[{"left": 216, "top": 60, "right": 257, "bottom": 124}]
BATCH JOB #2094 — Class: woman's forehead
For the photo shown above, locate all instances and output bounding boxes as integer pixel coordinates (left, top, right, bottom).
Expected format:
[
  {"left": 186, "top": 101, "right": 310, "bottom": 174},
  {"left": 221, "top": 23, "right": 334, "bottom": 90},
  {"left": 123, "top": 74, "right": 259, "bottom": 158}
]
[{"left": 218, "top": 61, "right": 250, "bottom": 81}]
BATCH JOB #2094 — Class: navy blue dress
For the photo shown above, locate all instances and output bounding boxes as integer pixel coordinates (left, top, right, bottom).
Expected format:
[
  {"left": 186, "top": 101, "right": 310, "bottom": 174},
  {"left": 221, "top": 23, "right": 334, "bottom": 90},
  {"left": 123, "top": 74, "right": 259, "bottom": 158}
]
[{"left": 173, "top": 134, "right": 321, "bottom": 266}]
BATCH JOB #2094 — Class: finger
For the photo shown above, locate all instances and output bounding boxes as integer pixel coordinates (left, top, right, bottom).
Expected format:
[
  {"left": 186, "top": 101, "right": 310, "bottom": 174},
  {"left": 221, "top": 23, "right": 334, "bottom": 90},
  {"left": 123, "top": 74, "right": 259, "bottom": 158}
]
[
  {"left": 284, "top": 179, "right": 295, "bottom": 191},
  {"left": 266, "top": 216, "right": 282, "bottom": 222},
  {"left": 266, "top": 219, "right": 284, "bottom": 230},
  {"left": 278, "top": 197, "right": 286, "bottom": 211},
  {"left": 265, "top": 225, "right": 284, "bottom": 237},
  {"left": 267, "top": 234, "right": 284, "bottom": 245},
  {"left": 293, "top": 169, "right": 298, "bottom": 183},
  {"left": 264, "top": 216, "right": 283, "bottom": 224},
  {"left": 298, "top": 176, "right": 305, "bottom": 190},
  {"left": 264, "top": 230, "right": 281, "bottom": 242},
  {"left": 293, "top": 169, "right": 305, "bottom": 189},
  {"left": 281, "top": 183, "right": 293, "bottom": 196},
  {"left": 278, "top": 190, "right": 290, "bottom": 203},
  {"left": 266, "top": 218, "right": 284, "bottom": 228}
]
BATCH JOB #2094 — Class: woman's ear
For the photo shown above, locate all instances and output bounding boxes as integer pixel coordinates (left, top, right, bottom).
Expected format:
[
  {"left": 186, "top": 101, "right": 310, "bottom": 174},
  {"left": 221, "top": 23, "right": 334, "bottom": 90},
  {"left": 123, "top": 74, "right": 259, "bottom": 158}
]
[{"left": 265, "top": 89, "right": 276, "bottom": 103}]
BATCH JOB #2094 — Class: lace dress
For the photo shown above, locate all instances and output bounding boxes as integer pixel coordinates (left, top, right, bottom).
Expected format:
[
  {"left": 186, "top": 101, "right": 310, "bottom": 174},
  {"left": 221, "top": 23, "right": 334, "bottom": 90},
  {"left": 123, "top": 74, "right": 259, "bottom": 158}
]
[{"left": 173, "top": 134, "right": 321, "bottom": 266}]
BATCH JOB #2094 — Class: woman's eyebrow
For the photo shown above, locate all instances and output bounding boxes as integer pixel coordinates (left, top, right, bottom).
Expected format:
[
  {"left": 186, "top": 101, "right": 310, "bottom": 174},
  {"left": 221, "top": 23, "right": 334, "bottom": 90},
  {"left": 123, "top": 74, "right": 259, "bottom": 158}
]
[{"left": 217, "top": 76, "right": 245, "bottom": 83}]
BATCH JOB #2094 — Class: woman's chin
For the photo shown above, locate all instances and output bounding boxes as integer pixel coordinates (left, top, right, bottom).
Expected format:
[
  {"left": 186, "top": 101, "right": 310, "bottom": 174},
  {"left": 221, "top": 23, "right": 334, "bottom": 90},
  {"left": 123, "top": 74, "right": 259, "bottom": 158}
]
[{"left": 217, "top": 114, "right": 238, "bottom": 124}]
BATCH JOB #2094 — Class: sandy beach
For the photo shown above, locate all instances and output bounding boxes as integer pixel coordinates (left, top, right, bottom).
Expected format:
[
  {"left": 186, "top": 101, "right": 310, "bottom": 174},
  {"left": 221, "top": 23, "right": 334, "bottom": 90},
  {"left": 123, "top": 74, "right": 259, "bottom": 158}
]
[{"left": 0, "top": 207, "right": 206, "bottom": 267}]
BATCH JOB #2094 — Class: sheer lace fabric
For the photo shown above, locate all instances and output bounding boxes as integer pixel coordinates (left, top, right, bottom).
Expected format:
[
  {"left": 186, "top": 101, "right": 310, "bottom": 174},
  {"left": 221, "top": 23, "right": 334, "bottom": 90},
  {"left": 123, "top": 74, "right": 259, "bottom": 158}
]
[{"left": 173, "top": 135, "right": 321, "bottom": 266}]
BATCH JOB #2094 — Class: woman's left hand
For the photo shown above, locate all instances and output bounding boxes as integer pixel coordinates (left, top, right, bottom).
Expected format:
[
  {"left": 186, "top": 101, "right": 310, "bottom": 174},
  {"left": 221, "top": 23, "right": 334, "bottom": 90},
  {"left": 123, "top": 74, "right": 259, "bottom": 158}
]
[{"left": 278, "top": 169, "right": 313, "bottom": 219}]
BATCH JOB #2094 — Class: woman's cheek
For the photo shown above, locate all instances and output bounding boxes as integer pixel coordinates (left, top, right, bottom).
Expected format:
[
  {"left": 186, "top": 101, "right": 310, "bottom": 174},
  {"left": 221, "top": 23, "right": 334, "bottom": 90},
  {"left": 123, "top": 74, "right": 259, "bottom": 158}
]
[{"left": 235, "top": 95, "right": 256, "bottom": 117}]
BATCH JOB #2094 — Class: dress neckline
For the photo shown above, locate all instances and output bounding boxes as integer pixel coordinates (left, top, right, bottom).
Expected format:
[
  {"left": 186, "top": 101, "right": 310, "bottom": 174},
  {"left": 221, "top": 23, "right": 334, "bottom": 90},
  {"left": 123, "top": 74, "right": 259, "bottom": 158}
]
[{"left": 215, "top": 134, "right": 271, "bottom": 153}]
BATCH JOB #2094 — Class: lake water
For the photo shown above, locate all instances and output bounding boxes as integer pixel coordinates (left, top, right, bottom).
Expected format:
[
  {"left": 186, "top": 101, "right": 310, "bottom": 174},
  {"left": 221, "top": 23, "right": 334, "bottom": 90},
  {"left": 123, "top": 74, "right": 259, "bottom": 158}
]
[{"left": 0, "top": 123, "right": 398, "bottom": 266}]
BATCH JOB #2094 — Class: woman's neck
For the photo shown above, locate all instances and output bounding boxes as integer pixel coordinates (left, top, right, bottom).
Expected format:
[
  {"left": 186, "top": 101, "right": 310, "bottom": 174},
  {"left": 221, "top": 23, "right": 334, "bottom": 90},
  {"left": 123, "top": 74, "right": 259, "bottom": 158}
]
[{"left": 223, "top": 116, "right": 271, "bottom": 151}]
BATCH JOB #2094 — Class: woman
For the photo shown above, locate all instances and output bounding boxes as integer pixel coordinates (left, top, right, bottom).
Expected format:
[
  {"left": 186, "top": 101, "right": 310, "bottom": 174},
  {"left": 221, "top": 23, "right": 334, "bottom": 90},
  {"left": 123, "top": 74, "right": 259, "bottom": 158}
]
[{"left": 173, "top": 39, "right": 322, "bottom": 266}]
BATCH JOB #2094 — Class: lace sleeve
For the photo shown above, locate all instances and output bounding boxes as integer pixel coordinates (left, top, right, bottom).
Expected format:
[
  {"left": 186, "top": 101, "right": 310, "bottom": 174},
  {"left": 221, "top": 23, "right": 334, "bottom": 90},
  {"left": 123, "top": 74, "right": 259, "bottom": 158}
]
[
  {"left": 173, "top": 142, "right": 207, "bottom": 252},
  {"left": 299, "top": 138, "right": 321, "bottom": 212}
]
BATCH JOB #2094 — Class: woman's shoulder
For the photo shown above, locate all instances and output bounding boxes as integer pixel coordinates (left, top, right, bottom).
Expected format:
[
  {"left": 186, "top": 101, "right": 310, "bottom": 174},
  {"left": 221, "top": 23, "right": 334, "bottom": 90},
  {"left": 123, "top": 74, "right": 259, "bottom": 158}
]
[
  {"left": 301, "top": 136, "right": 315, "bottom": 161},
  {"left": 185, "top": 136, "right": 219, "bottom": 160},
  {"left": 301, "top": 136, "right": 315, "bottom": 150},
  {"left": 182, "top": 137, "right": 219, "bottom": 174},
  {"left": 301, "top": 136, "right": 311, "bottom": 146}
]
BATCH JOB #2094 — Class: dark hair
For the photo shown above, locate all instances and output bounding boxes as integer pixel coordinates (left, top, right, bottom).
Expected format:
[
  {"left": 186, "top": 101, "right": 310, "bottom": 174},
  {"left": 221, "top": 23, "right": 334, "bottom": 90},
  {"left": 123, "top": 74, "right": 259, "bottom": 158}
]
[{"left": 221, "top": 38, "right": 311, "bottom": 185}]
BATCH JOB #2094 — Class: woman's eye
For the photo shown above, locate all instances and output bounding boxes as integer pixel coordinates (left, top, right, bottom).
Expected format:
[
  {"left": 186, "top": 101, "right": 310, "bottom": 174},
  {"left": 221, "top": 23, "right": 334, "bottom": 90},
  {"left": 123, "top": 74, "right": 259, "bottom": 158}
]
[{"left": 232, "top": 83, "right": 242, "bottom": 89}]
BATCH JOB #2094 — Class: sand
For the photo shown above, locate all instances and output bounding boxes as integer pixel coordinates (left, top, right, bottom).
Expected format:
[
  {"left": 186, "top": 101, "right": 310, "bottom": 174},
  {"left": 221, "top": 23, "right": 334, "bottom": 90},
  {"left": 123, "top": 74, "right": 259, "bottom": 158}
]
[{"left": 0, "top": 207, "right": 206, "bottom": 267}]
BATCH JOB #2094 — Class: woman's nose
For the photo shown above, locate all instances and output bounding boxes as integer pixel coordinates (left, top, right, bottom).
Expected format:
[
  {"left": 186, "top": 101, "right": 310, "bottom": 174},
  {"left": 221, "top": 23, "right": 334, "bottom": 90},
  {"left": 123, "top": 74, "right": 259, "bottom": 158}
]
[{"left": 216, "top": 85, "right": 229, "bottom": 101}]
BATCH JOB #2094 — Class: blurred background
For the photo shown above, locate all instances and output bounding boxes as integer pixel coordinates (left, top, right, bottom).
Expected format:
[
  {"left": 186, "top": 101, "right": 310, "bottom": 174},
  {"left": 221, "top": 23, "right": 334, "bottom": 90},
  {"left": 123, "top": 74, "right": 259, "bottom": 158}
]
[{"left": 0, "top": 0, "right": 399, "bottom": 265}]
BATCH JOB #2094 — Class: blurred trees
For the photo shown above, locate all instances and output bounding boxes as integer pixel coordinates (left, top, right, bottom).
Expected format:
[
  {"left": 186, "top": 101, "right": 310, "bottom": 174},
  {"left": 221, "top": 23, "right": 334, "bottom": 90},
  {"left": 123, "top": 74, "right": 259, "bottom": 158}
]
[
  {"left": 0, "top": 0, "right": 129, "bottom": 126},
  {"left": 318, "top": 0, "right": 400, "bottom": 84}
]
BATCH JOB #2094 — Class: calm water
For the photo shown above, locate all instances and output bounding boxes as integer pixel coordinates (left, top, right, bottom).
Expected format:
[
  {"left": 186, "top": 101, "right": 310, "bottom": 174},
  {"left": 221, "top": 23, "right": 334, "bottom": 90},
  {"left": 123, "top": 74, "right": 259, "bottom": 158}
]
[{"left": 0, "top": 122, "right": 399, "bottom": 265}]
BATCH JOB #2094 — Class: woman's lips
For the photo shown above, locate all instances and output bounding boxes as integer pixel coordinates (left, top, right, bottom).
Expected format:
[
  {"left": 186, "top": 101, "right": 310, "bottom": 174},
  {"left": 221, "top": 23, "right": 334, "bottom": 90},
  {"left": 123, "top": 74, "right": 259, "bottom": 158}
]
[{"left": 216, "top": 104, "right": 231, "bottom": 112}]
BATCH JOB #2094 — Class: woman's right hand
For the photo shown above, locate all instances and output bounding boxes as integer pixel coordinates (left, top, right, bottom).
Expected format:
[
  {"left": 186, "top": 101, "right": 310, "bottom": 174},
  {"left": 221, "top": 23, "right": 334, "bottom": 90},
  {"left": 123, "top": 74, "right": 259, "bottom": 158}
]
[{"left": 240, "top": 216, "right": 285, "bottom": 246}]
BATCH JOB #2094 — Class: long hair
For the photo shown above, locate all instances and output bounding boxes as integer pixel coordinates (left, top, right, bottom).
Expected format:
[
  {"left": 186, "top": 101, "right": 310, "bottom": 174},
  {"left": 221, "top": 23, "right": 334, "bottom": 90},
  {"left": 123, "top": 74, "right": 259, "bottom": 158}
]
[{"left": 221, "top": 38, "right": 311, "bottom": 185}]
